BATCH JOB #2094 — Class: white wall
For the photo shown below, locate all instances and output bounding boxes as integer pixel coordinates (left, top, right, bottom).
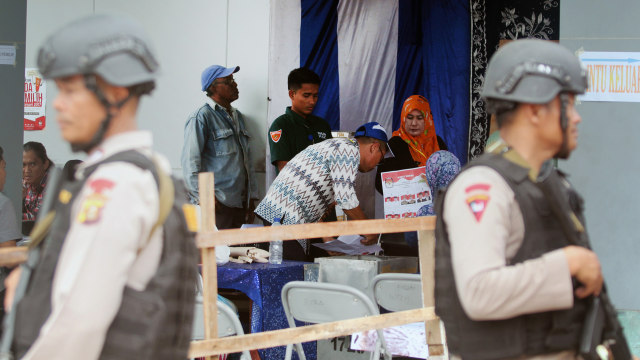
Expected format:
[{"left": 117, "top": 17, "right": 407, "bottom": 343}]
[
  {"left": 560, "top": 0, "right": 640, "bottom": 309},
  {"left": 24, "top": 0, "right": 270, "bottom": 196}
]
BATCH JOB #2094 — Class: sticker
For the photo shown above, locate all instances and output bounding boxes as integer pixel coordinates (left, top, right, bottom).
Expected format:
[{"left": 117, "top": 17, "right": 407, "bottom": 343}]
[
  {"left": 270, "top": 129, "right": 282, "bottom": 143},
  {"left": 76, "top": 178, "right": 115, "bottom": 224}
]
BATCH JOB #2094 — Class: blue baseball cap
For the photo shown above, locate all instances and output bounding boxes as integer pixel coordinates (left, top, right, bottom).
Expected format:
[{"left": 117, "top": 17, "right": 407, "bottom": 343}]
[
  {"left": 354, "top": 122, "right": 389, "bottom": 142},
  {"left": 354, "top": 122, "right": 394, "bottom": 157},
  {"left": 201, "top": 65, "right": 239, "bottom": 91}
]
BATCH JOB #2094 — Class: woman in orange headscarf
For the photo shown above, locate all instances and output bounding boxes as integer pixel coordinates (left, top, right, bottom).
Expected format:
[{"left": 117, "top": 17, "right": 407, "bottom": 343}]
[{"left": 375, "top": 95, "right": 446, "bottom": 193}]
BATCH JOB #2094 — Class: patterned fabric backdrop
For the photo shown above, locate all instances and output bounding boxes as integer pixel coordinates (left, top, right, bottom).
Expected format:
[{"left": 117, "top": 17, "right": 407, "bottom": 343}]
[{"left": 468, "top": 0, "right": 560, "bottom": 159}]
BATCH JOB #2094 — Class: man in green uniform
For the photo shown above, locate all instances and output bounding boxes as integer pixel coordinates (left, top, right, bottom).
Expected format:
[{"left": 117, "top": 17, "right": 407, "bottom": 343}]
[{"left": 268, "top": 68, "right": 333, "bottom": 173}]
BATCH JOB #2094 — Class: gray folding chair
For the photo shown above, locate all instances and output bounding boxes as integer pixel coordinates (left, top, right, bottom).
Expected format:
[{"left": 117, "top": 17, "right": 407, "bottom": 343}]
[
  {"left": 371, "top": 273, "right": 423, "bottom": 311},
  {"left": 281, "top": 281, "right": 391, "bottom": 360},
  {"left": 192, "top": 274, "right": 251, "bottom": 360}
]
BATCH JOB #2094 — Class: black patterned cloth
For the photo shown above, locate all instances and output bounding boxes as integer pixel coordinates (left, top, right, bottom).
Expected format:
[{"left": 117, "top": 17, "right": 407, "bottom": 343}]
[{"left": 468, "top": 0, "right": 560, "bottom": 159}]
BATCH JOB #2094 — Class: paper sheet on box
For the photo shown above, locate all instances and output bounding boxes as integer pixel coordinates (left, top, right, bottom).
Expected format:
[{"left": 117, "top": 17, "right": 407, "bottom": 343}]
[
  {"left": 350, "top": 322, "right": 428, "bottom": 358},
  {"left": 312, "top": 234, "right": 382, "bottom": 255}
]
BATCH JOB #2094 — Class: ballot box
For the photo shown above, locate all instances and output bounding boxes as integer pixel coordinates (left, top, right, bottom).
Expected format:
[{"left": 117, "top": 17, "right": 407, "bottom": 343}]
[{"left": 316, "top": 255, "right": 418, "bottom": 360}]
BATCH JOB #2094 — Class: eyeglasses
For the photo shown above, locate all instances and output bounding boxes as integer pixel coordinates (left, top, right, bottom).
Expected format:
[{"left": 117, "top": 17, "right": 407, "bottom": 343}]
[
  {"left": 215, "top": 77, "right": 236, "bottom": 86},
  {"left": 377, "top": 145, "right": 386, "bottom": 166}
]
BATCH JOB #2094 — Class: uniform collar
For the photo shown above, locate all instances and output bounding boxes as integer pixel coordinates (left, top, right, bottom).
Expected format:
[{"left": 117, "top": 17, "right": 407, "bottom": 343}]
[
  {"left": 286, "top": 106, "right": 311, "bottom": 124},
  {"left": 81, "top": 130, "right": 153, "bottom": 170},
  {"left": 486, "top": 137, "right": 539, "bottom": 181}
]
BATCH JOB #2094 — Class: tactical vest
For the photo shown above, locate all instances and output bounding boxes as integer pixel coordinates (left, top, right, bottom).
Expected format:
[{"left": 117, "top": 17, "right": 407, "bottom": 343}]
[
  {"left": 12, "top": 150, "right": 198, "bottom": 360},
  {"left": 434, "top": 153, "right": 589, "bottom": 360}
]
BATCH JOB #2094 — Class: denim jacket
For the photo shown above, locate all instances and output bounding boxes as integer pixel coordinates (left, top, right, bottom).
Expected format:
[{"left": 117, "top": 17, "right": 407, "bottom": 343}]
[{"left": 181, "top": 98, "right": 257, "bottom": 208}]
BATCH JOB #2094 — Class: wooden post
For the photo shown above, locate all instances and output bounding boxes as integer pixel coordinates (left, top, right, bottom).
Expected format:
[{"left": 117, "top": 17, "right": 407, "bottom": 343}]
[
  {"left": 417, "top": 227, "right": 445, "bottom": 356},
  {"left": 199, "top": 172, "right": 219, "bottom": 360}
]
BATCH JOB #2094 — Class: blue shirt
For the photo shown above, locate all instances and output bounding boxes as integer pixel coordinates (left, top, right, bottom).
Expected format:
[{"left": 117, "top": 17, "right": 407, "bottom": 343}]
[{"left": 181, "top": 98, "right": 257, "bottom": 207}]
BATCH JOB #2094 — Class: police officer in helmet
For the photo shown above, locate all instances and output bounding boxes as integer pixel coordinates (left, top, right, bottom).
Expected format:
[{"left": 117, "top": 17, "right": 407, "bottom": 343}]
[
  {"left": 434, "top": 39, "right": 632, "bottom": 359},
  {"left": 3, "top": 14, "right": 197, "bottom": 360}
]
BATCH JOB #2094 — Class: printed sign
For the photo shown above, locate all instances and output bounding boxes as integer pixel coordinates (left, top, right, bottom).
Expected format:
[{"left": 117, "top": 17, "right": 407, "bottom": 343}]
[
  {"left": 381, "top": 166, "right": 431, "bottom": 219},
  {"left": 24, "top": 68, "right": 46, "bottom": 131},
  {"left": 0, "top": 45, "right": 16, "bottom": 65},
  {"left": 579, "top": 51, "right": 640, "bottom": 102}
]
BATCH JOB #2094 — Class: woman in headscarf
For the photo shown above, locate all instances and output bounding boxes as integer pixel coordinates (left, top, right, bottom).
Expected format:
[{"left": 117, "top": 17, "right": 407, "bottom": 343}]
[
  {"left": 375, "top": 95, "right": 446, "bottom": 193},
  {"left": 405, "top": 150, "right": 461, "bottom": 248}
]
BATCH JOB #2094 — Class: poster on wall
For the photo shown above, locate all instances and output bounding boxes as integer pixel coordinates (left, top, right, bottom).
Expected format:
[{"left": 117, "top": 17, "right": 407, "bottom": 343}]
[
  {"left": 381, "top": 166, "right": 431, "bottom": 219},
  {"left": 0, "top": 45, "right": 16, "bottom": 65},
  {"left": 579, "top": 51, "right": 640, "bottom": 102},
  {"left": 24, "top": 68, "right": 46, "bottom": 131}
]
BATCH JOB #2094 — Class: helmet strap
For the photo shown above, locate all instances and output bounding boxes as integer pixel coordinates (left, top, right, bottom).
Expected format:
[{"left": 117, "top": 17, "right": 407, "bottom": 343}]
[
  {"left": 554, "top": 93, "right": 571, "bottom": 159},
  {"left": 70, "top": 74, "right": 134, "bottom": 153}
]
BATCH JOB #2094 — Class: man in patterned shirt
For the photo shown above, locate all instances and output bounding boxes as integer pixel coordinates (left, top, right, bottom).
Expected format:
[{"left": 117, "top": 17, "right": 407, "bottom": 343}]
[{"left": 255, "top": 122, "right": 388, "bottom": 260}]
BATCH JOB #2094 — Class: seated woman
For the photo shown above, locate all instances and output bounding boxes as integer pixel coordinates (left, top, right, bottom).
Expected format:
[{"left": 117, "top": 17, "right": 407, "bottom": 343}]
[
  {"left": 22, "top": 141, "right": 52, "bottom": 224},
  {"left": 375, "top": 95, "right": 446, "bottom": 193}
]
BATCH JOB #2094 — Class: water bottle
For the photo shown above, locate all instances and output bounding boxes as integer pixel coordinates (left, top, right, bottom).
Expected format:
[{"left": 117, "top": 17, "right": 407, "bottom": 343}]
[{"left": 269, "top": 218, "right": 283, "bottom": 264}]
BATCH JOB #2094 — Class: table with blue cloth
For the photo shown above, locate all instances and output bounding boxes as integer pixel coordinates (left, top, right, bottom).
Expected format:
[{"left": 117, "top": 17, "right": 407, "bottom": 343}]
[{"left": 218, "top": 260, "right": 316, "bottom": 360}]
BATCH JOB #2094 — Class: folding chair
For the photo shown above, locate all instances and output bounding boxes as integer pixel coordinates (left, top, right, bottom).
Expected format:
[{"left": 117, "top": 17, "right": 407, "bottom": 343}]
[
  {"left": 281, "top": 281, "right": 391, "bottom": 360},
  {"left": 192, "top": 275, "right": 251, "bottom": 360},
  {"left": 371, "top": 273, "right": 423, "bottom": 311}
]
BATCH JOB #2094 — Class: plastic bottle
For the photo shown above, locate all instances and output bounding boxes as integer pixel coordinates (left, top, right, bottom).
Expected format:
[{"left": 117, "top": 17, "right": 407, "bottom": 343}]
[{"left": 269, "top": 217, "right": 283, "bottom": 264}]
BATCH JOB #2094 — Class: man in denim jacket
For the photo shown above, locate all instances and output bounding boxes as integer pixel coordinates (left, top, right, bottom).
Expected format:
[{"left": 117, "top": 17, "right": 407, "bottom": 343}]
[{"left": 181, "top": 65, "right": 258, "bottom": 229}]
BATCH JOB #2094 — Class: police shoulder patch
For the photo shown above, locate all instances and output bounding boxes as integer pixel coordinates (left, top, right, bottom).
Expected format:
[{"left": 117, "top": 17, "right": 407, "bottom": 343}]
[
  {"left": 464, "top": 183, "right": 491, "bottom": 222},
  {"left": 270, "top": 129, "right": 282, "bottom": 143},
  {"left": 76, "top": 178, "right": 115, "bottom": 225}
]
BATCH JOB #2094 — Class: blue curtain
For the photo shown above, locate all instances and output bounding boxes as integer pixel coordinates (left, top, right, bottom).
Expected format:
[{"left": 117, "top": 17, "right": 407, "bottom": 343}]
[{"left": 300, "top": 0, "right": 340, "bottom": 130}]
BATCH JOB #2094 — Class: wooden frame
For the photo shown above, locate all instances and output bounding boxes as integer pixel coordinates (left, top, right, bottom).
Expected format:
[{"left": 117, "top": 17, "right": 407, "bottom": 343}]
[{"left": 193, "top": 173, "right": 446, "bottom": 359}]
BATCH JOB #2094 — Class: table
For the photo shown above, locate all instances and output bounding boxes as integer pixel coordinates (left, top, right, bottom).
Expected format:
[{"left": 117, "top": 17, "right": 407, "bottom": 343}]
[{"left": 217, "top": 260, "right": 316, "bottom": 360}]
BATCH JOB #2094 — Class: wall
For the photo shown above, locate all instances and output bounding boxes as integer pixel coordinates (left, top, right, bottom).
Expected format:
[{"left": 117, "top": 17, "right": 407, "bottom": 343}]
[
  {"left": 560, "top": 0, "right": 640, "bottom": 310},
  {"left": 0, "top": 0, "right": 27, "bottom": 222},
  {"left": 23, "top": 0, "right": 270, "bottom": 195}
]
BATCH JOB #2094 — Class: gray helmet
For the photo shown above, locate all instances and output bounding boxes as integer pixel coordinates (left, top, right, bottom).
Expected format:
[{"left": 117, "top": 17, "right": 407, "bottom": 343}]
[
  {"left": 37, "top": 14, "right": 159, "bottom": 88},
  {"left": 481, "top": 39, "right": 587, "bottom": 109}
]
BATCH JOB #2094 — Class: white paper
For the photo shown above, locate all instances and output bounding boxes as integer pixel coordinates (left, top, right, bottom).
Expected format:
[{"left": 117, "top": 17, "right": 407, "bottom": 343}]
[
  {"left": 312, "top": 235, "right": 382, "bottom": 255},
  {"left": 381, "top": 166, "right": 432, "bottom": 219},
  {"left": 240, "top": 223, "right": 264, "bottom": 229},
  {"left": 350, "top": 322, "right": 428, "bottom": 358},
  {"left": 0, "top": 45, "right": 16, "bottom": 65}
]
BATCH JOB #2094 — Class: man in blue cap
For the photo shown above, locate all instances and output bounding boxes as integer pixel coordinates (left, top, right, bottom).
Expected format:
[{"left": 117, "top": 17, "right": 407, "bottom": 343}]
[
  {"left": 254, "top": 121, "right": 389, "bottom": 260},
  {"left": 181, "top": 65, "right": 258, "bottom": 229}
]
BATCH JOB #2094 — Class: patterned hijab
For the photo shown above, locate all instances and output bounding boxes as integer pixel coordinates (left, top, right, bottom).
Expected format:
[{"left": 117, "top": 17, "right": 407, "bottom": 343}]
[
  {"left": 392, "top": 95, "right": 440, "bottom": 166},
  {"left": 417, "top": 150, "right": 461, "bottom": 216}
]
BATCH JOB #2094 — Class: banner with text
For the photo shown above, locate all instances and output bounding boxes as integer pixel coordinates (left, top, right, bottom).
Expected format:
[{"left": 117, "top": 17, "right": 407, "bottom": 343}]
[
  {"left": 580, "top": 51, "right": 640, "bottom": 102},
  {"left": 24, "top": 68, "right": 46, "bottom": 130}
]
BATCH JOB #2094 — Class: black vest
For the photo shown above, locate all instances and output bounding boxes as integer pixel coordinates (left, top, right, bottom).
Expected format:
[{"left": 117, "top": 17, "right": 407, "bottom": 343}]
[
  {"left": 434, "top": 153, "right": 589, "bottom": 360},
  {"left": 13, "top": 150, "right": 198, "bottom": 360}
]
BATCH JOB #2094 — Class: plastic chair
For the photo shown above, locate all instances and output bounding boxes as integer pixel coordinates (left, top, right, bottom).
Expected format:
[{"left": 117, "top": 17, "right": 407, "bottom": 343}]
[
  {"left": 371, "top": 273, "right": 423, "bottom": 311},
  {"left": 281, "top": 281, "right": 391, "bottom": 360},
  {"left": 192, "top": 274, "right": 251, "bottom": 360}
]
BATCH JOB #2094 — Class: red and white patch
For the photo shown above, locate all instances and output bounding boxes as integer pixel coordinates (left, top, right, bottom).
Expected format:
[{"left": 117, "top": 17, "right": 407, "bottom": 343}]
[
  {"left": 270, "top": 129, "right": 282, "bottom": 143},
  {"left": 464, "top": 183, "right": 491, "bottom": 222},
  {"left": 76, "top": 178, "right": 115, "bottom": 225}
]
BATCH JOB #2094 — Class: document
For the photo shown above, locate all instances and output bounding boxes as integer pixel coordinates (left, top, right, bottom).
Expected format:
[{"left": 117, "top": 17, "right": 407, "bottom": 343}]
[{"left": 312, "top": 234, "right": 382, "bottom": 255}]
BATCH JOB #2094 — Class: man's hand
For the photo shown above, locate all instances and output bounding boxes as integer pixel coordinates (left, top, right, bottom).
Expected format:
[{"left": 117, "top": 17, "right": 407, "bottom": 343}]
[
  {"left": 360, "top": 234, "right": 379, "bottom": 245},
  {"left": 5, "top": 267, "right": 22, "bottom": 311},
  {"left": 563, "top": 245, "right": 603, "bottom": 298}
]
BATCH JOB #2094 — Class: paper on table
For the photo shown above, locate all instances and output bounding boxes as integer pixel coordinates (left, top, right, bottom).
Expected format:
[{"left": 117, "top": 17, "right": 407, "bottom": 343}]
[
  {"left": 312, "top": 234, "right": 382, "bottom": 255},
  {"left": 351, "top": 322, "right": 428, "bottom": 358}
]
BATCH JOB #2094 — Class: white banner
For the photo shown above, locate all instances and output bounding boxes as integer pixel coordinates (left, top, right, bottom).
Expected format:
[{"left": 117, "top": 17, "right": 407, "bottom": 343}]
[{"left": 579, "top": 51, "right": 640, "bottom": 102}]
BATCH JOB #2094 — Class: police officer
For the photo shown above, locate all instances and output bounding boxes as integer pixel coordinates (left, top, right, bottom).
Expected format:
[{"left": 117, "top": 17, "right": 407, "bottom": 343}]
[
  {"left": 3, "top": 14, "right": 197, "bottom": 360},
  {"left": 434, "top": 39, "right": 620, "bottom": 359}
]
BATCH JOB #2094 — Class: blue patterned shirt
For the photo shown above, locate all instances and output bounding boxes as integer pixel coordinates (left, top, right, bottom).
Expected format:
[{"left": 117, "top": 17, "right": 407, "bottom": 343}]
[{"left": 255, "top": 138, "right": 360, "bottom": 224}]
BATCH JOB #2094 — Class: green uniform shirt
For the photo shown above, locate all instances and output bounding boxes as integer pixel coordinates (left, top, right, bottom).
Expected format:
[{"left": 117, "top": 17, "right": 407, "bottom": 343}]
[{"left": 268, "top": 106, "right": 333, "bottom": 167}]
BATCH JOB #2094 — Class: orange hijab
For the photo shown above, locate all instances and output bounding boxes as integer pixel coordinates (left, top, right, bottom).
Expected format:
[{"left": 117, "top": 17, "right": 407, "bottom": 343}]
[{"left": 392, "top": 95, "right": 440, "bottom": 166}]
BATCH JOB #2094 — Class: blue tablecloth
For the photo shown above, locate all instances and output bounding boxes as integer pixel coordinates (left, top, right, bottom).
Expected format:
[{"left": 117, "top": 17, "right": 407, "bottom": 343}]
[{"left": 218, "top": 261, "right": 316, "bottom": 360}]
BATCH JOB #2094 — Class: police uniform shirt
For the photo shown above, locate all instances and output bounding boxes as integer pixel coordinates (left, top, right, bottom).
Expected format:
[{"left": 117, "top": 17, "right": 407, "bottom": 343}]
[
  {"left": 268, "top": 106, "right": 332, "bottom": 167},
  {"left": 23, "top": 131, "right": 165, "bottom": 360},
  {"left": 442, "top": 142, "right": 574, "bottom": 322}
]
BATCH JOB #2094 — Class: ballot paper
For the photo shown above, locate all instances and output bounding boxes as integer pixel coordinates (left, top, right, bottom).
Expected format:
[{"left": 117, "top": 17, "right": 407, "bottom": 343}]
[
  {"left": 350, "top": 322, "right": 428, "bottom": 358},
  {"left": 312, "top": 234, "right": 383, "bottom": 255}
]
